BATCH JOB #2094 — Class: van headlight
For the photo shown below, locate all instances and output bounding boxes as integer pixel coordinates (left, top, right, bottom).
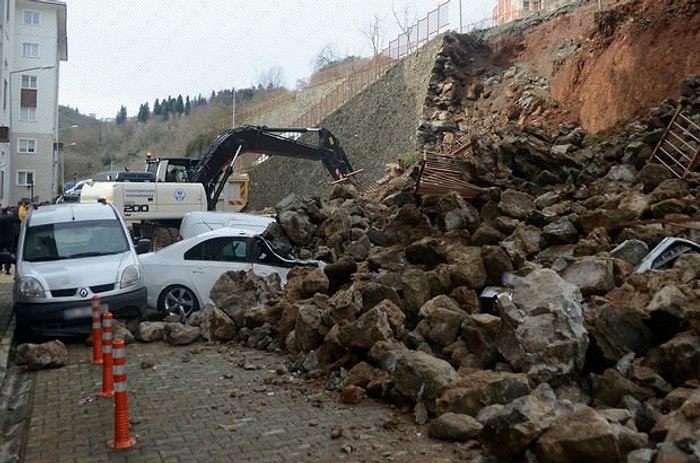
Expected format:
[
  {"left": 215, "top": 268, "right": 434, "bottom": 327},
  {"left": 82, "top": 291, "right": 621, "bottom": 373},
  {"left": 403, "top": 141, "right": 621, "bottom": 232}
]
[
  {"left": 18, "top": 277, "right": 46, "bottom": 298},
  {"left": 120, "top": 265, "right": 141, "bottom": 289}
]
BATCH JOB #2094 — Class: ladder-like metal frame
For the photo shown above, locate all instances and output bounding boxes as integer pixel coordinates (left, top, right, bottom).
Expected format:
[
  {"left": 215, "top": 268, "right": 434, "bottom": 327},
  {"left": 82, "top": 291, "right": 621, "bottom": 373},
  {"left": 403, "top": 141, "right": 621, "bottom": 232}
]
[{"left": 649, "top": 105, "right": 700, "bottom": 179}]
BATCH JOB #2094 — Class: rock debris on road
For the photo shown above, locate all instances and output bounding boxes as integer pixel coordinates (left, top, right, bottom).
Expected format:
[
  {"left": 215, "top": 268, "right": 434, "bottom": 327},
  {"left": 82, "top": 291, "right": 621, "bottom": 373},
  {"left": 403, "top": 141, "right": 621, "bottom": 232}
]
[{"left": 6, "top": 339, "right": 465, "bottom": 463}]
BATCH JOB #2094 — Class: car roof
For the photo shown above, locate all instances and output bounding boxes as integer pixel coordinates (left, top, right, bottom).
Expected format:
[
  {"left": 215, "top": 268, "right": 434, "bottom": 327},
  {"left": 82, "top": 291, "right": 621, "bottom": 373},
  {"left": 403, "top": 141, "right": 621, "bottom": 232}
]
[
  {"left": 186, "top": 226, "right": 259, "bottom": 240},
  {"left": 182, "top": 211, "right": 275, "bottom": 221},
  {"left": 26, "top": 202, "right": 119, "bottom": 226}
]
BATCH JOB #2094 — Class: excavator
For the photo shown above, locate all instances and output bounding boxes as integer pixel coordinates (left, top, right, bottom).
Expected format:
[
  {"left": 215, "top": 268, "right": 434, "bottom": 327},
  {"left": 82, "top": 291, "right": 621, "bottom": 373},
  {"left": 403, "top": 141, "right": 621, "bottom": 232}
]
[
  {"left": 80, "top": 125, "right": 355, "bottom": 249},
  {"left": 145, "top": 125, "right": 354, "bottom": 211}
]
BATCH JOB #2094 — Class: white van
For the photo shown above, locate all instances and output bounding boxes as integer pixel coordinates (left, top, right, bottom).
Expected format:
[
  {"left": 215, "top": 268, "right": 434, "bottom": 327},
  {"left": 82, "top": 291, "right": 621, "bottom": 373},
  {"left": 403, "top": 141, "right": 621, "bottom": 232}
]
[
  {"left": 177, "top": 211, "right": 276, "bottom": 241},
  {"left": 13, "top": 201, "right": 148, "bottom": 340}
]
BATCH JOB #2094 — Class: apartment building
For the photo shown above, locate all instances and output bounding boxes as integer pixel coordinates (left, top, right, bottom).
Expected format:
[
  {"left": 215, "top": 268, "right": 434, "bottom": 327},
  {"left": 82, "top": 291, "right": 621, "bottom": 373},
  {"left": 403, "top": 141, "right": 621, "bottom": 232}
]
[
  {"left": 0, "top": 0, "right": 66, "bottom": 207},
  {"left": 492, "top": 0, "right": 573, "bottom": 25}
]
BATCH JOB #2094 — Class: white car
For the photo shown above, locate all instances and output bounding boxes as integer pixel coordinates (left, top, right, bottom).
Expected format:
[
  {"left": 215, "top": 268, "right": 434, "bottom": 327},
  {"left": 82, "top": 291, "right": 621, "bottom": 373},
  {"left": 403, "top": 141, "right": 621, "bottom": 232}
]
[
  {"left": 139, "top": 227, "right": 323, "bottom": 321},
  {"left": 177, "top": 211, "right": 276, "bottom": 241},
  {"left": 633, "top": 236, "right": 700, "bottom": 273}
]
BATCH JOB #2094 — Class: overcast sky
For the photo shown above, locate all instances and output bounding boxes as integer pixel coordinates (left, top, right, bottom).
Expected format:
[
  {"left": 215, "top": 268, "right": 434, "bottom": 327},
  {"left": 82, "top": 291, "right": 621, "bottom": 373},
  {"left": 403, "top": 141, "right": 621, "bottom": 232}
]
[{"left": 59, "top": 1, "right": 495, "bottom": 119}]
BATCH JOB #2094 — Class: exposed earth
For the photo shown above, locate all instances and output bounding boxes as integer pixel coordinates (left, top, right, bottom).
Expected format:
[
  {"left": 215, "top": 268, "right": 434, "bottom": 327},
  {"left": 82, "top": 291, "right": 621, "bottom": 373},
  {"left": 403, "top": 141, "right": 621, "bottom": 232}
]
[{"left": 246, "top": 0, "right": 699, "bottom": 210}]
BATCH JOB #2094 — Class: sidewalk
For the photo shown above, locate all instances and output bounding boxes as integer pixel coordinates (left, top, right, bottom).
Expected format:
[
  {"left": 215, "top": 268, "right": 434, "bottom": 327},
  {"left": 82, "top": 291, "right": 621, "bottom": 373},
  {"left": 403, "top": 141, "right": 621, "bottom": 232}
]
[
  {"left": 0, "top": 275, "right": 452, "bottom": 462},
  {"left": 20, "top": 342, "right": 446, "bottom": 463},
  {"left": 0, "top": 269, "right": 15, "bottom": 390}
]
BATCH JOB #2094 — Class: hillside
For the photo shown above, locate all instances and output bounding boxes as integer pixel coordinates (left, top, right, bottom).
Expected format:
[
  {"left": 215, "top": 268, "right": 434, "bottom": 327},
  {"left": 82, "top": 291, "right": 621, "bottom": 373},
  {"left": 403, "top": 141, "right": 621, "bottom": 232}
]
[{"left": 241, "top": 0, "right": 697, "bottom": 210}]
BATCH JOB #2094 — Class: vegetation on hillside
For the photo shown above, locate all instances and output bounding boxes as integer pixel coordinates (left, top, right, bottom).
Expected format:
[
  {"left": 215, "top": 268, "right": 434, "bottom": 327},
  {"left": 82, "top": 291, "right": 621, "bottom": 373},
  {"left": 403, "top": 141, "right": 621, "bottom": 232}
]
[{"left": 57, "top": 53, "right": 375, "bottom": 190}]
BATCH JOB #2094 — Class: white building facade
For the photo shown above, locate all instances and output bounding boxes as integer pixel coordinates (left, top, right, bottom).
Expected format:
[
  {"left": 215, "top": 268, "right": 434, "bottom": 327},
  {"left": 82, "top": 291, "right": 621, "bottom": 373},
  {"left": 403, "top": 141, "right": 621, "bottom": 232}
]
[{"left": 0, "top": 0, "right": 66, "bottom": 207}]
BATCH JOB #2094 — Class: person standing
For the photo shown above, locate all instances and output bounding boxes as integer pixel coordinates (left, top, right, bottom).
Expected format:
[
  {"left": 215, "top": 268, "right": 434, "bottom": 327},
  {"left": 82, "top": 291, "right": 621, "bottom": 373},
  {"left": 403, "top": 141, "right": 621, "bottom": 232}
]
[
  {"left": 12, "top": 204, "right": 21, "bottom": 258},
  {"left": 18, "top": 201, "right": 29, "bottom": 222},
  {"left": 0, "top": 208, "right": 16, "bottom": 274}
]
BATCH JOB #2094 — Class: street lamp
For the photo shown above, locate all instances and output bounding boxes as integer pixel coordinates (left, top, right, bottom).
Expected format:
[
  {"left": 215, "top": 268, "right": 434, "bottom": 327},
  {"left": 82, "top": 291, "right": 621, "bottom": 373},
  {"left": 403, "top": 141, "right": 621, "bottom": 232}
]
[
  {"left": 4, "top": 64, "right": 56, "bottom": 206},
  {"left": 56, "top": 124, "right": 78, "bottom": 192}
]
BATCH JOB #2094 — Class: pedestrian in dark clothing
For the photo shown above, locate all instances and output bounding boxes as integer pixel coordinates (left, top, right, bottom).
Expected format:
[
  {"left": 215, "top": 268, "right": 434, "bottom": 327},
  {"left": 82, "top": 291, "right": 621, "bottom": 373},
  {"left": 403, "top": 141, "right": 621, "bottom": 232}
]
[
  {"left": 0, "top": 208, "right": 17, "bottom": 274},
  {"left": 12, "top": 204, "right": 21, "bottom": 253}
]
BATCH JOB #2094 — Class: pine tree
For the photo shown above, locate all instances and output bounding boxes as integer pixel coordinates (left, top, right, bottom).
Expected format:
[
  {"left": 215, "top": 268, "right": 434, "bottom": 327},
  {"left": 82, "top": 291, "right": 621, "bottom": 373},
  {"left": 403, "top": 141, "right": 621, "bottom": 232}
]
[
  {"left": 137, "top": 102, "right": 150, "bottom": 122},
  {"left": 116, "top": 106, "right": 127, "bottom": 124}
]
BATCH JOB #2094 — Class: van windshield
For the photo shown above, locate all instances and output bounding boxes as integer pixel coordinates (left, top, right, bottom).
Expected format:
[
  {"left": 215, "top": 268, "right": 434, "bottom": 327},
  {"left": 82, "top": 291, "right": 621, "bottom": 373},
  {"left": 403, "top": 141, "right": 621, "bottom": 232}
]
[{"left": 23, "top": 219, "right": 130, "bottom": 262}]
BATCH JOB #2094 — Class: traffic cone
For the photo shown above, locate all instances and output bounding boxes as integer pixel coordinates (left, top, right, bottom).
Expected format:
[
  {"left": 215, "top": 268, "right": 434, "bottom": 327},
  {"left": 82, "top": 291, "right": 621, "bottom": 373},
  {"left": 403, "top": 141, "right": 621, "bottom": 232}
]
[
  {"left": 108, "top": 338, "right": 136, "bottom": 449},
  {"left": 98, "top": 312, "right": 114, "bottom": 398},
  {"left": 91, "top": 295, "right": 103, "bottom": 364}
]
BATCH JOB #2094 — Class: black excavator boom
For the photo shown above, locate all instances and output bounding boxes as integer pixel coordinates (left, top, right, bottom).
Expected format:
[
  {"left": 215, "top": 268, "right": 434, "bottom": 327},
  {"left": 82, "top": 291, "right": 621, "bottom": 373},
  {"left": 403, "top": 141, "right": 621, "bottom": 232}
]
[{"left": 188, "top": 125, "right": 353, "bottom": 210}]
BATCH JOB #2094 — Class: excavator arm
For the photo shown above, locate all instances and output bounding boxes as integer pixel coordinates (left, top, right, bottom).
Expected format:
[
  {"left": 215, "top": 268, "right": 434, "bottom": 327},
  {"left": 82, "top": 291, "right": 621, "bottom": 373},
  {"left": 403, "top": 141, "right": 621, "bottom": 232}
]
[{"left": 189, "top": 125, "right": 354, "bottom": 210}]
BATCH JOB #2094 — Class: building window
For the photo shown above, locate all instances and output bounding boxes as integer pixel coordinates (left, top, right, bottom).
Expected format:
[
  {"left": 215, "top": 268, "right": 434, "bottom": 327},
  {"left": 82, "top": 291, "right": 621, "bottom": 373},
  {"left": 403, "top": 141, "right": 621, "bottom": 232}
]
[
  {"left": 20, "top": 74, "right": 38, "bottom": 122},
  {"left": 23, "top": 10, "right": 41, "bottom": 25},
  {"left": 21, "top": 42, "right": 39, "bottom": 58},
  {"left": 18, "top": 138, "right": 37, "bottom": 154},
  {"left": 21, "top": 75, "right": 38, "bottom": 89},
  {"left": 17, "top": 171, "right": 35, "bottom": 186}
]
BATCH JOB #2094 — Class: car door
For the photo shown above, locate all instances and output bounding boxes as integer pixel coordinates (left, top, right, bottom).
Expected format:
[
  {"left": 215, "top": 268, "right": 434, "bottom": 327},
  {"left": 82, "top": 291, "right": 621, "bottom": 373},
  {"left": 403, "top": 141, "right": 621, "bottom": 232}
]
[{"left": 183, "top": 236, "right": 253, "bottom": 302}]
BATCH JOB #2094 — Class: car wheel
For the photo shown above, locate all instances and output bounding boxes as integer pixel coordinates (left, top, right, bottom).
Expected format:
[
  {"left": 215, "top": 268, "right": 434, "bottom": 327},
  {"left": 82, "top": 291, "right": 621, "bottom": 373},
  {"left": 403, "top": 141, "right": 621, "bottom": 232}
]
[
  {"left": 158, "top": 285, "right": 200, "bottom": 322},
  {"left": 152, "top": 227, "right": 178, "bottom": 251}
]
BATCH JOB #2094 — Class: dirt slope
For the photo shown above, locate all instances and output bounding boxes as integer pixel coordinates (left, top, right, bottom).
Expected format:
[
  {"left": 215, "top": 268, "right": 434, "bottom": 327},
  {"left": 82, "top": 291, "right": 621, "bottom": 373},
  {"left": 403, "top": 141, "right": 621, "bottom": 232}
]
[
  {"left": 541, "top": 0, "right": 699, "bottom": 133},
  {"left": 246, "top": 0, "right": 698, "bottom": 210}
]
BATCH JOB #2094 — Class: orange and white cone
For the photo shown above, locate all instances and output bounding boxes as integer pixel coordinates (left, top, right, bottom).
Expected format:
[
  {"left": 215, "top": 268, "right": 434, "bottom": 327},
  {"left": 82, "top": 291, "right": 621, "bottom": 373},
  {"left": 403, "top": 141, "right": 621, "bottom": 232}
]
[
  {"left": 108, "top": 338, "right": 136, "bottom": 449},
  {"left": 98, "top": 312, "right": 114, "bottom": 398},
  {"left": 91, "top": 295, "right": 103, "bottom": 364}
]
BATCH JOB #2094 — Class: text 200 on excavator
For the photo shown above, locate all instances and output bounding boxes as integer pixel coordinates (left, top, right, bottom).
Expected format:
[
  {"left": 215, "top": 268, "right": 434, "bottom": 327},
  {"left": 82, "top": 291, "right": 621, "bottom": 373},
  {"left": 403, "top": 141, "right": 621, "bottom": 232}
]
[{"left": 80, "top": 125, "right": 355, "bottom": 249}]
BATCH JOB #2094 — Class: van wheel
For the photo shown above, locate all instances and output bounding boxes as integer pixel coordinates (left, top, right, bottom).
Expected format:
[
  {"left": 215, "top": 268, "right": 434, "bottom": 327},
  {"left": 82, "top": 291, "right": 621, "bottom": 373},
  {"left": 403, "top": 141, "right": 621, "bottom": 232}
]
[
  {"left": 158, "top": 285, "right": 199, "bottom": 322},
  {"left": 152, "top": 227, "right": 178, "bottom": 251}
]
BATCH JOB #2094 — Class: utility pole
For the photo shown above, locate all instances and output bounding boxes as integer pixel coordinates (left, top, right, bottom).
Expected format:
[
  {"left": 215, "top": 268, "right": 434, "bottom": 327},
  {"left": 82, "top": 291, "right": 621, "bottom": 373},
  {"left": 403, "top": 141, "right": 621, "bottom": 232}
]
[
  {"left": 459, "top": 0, "right": 463, "bottom": 33},
  {"left": 232, "top": 88, "right": 236, "bottom": 128}
]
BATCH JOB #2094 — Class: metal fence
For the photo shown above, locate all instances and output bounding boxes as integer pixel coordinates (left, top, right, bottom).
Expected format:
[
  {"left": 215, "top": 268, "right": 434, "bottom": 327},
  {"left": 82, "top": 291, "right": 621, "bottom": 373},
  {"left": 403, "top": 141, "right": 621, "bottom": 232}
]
[
  {"left": 291, "top": 2, "right": 451, "bottom": 128},
  {"left": 291, "top": 55, "right": 393, "bottom": 128},
  {"left": 382, "top": 2, "right": 450, "bottom": 59}
]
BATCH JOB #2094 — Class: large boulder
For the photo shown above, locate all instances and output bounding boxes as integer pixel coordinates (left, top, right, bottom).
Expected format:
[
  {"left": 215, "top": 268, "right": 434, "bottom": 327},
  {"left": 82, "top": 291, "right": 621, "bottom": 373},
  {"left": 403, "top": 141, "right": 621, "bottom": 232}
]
[
  {"left": 392, "top": 350, "right": 459, "bottom": 408},
  {"left": 14, "top": 340, "right": 68, "bottom": 370},
  {"left": 497, "top": 269, "right": 589, "bottom": 384}
]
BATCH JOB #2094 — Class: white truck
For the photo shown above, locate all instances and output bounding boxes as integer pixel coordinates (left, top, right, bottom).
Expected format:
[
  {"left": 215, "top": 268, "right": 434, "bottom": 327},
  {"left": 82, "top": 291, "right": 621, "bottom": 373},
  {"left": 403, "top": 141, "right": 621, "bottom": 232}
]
[
  {"left": 80, "top": 175, "right": 208, "bottom": 249},
  {"left": 80, "top": 125, "right": 356, "bottom": 250},
  {"left": 144, "top": 155, "right": 250, "bottom": 212}
]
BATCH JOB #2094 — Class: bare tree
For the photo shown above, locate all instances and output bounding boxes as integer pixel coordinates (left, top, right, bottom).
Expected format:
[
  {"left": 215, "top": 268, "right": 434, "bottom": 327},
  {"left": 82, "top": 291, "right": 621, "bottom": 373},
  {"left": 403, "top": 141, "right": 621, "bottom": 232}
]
[
  {"left": 391, "top": 1, "right": 416, "bottom": 33},
  {"left": 312, "top": 43, "right": 341, "bottom": 71},
  {"left": 256, "top": 66, "right": 286, "bottom": 89},
  {"left": 361, "top": 14, "right": 385, "bottom": 56}
]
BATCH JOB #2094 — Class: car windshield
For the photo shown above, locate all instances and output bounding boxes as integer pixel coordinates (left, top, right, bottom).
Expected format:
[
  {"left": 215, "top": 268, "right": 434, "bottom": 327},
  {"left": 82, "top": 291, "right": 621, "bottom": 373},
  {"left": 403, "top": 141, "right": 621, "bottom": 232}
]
[{"left": 23, "top": 219, "right": 130, "bottom": 262}]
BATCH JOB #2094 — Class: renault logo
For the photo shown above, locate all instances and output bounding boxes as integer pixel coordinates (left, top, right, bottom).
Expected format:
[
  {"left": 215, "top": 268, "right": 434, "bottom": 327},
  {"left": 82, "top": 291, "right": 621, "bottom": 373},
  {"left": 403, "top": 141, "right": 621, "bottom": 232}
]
[{"left": 78, "top": 288, "right": 89, "bottom": 298}]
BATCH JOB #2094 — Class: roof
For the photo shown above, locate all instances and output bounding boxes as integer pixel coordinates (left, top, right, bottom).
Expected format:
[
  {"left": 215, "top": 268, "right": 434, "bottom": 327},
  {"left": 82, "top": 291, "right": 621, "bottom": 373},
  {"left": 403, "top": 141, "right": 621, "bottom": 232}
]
[{"left": 26, "top": 202, "right": 118, "bottom": 226}]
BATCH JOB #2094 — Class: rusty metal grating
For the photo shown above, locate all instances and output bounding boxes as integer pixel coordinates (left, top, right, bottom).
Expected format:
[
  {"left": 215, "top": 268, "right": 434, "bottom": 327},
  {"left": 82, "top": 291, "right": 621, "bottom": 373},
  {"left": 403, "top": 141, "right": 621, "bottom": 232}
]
[
  {"left": 414, "top": 151, "right": 487, "bottom": 199},
  {"left": 650, "top": 105, "right": 700, "bottom": 179}
]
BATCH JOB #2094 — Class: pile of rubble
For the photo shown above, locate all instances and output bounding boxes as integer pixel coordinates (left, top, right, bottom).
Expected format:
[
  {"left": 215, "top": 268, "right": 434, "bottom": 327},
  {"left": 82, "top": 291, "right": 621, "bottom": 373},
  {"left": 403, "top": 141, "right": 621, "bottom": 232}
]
[{"left": 143, "top": 77, "right": 698, "bottom": 462}]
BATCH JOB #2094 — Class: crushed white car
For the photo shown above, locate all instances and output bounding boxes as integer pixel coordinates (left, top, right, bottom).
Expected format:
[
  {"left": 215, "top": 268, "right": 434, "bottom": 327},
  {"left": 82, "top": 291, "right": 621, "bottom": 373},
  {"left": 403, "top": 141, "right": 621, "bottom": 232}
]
[
  {"left": 139, "top": 227, "right": 324, "bottom": 321},
  {"left": 633, "top": 237, "right": 700, "bottom": 273}
]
